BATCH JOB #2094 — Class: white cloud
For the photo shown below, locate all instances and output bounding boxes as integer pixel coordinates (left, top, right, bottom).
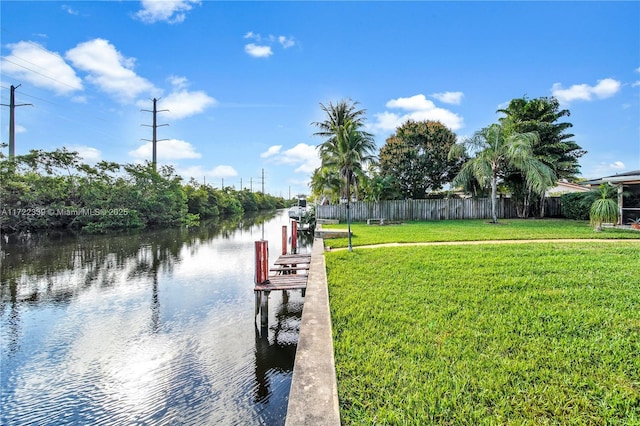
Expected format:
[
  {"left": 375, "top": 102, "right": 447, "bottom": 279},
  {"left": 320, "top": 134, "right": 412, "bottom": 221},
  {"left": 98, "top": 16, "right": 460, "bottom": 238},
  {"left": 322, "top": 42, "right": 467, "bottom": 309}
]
[
  {"left": 178, "top": 165, "right": 238, "bottom": 181},
  {"left": 590, "top": 78, "right": 621, "bottom": 98},
  {"left": 14, "top": 124, "right": 27, "bottom": 134},
  {"left": 135, "top": 0, "right": 200, "bottom": 24},
  {"left": 386, "top": 94, "right": 433, "bottom": 110},
  {"left": 244, "top": 43, "right": 273, "bottom": 58},
  {"left": 636, "top": 67, "right": 640, "bottom": 73},
  {"left": 278, "top": 36, "right": 295, "bottom": 48},
  {"left": 610, "top": 161, "right": 625, "bottom": 170},
  {"left": 159, "top": 90, "right": 216, "bottom": 120},
  {"left": 372, "top": 94, "right": 464, "bottom": 132},
  {"left": 67, "top": 145, "right": 101, "bottom": 163},
  {"left": 551, "top": 78, "right": 621, "bottom": 104},
  {"left": 168, "top": 75, "right": 189, "bottom": 89},
  {"left": 430, "top": 91, "right": 464, "bottom": 105},
  {"left": 551, "top": 83, "right": 591, "bottom": 102},
  {"left": 62, "top": 5, "right": 79, "bottom": 15},
  {"left": 210, "top": 165, "right": 238, "bottom": 178},
  {"left": 260, "top": 145, "right": 282, "bottom": 158},
  {"left": 265, "top": 143, "right": 320, "bottom": 174},
  {"left": 1, "top": 41, "right": 83, "bottom": 95},
  {"left": 243, "top": 32, "right": 297, "bottom": 57},
  {"left": 129, "top": 139, "right": 201, "bottom": 161},
  {"left": 66, "top": 38, "right": 155, "bottom": 102},
  {"left": 130, "top": 76, "right": 216, "bottom": 119},
  {"left": 586, "top": 160, "right": 627, "bottom": 179}
]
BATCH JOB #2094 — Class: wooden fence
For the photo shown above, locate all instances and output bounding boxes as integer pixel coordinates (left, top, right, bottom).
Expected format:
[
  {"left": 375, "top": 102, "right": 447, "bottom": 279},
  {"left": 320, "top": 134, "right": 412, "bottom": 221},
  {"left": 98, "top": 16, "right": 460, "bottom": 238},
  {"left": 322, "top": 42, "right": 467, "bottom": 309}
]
[{"left": 316, "top": 198, "right": 563, "bottom": 222}]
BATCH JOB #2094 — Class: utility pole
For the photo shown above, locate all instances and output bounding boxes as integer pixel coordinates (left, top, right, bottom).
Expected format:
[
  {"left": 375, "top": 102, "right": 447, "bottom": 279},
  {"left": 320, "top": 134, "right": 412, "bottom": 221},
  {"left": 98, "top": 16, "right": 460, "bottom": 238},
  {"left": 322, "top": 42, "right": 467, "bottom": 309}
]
[
  {"left": 1, "top": 85, "right": 32, "bottom": 159},
  {"left": 240, "top": 177, "right": 243, "bottom": 190},
  {"left": 141, "top": 98, "right": 169, "bottom": 171},
  {"left": 250, "top": 177, "right": 253, "bottom": 192},
  {"left": 261, "top": 168, "right": 265, "bottom": 194}
]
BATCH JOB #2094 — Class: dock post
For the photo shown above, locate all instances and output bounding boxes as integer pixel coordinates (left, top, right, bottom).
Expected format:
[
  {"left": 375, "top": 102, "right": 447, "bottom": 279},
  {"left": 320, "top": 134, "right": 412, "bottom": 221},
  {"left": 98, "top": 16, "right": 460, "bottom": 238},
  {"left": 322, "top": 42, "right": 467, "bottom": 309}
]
[
  {"left": 260, "top": 291, "right": 270, "bottom": 327},
  {"left": 254, "top": 291, "right": 261, "bottom": 316},
  {"left": 282, "top": 226, "right": 287, "bottom": 255},
  {"left": 291, "top": 220, "right": 298, "bottom": 253},
  {"left": 255, "top": 240, "right": 269, "bottom": 285}
]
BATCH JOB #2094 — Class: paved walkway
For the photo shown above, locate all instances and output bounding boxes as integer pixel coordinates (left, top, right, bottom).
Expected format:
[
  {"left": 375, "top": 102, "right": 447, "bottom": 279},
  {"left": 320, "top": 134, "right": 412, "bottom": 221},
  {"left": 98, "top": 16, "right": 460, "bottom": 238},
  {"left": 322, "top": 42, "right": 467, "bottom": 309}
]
[{"left": 328, "top": 238, "right": 640, "bottom": 251}]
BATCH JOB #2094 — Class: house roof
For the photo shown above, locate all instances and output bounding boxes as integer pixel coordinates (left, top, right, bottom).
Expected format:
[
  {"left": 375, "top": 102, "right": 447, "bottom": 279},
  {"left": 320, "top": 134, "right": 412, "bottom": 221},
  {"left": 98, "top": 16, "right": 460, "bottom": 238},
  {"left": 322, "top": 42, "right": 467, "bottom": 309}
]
[
  {"left": 581, "top": 170, "right": 640, "bottom": 186},
  {"left": 548, "top": 181, "right": 590, "bottom": 193}
]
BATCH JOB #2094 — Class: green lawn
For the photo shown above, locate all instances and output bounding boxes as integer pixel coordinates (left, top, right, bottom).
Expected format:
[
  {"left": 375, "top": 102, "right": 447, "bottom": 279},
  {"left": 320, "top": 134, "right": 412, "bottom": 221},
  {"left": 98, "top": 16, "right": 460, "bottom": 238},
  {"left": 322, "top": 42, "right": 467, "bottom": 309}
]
[
  {"left": 323, "top": 219, "right": 640, "bottom": 248},
  {"left": 327, "top": 241, "right": 640, "bottom": 424}
]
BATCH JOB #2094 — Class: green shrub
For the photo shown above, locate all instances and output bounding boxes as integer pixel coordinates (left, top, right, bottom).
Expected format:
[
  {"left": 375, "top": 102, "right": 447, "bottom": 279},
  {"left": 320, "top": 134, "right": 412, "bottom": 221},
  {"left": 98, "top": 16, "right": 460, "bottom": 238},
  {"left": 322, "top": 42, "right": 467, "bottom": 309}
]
[{"left": 560, "top": 192, "right": 590, "bottom": 220}]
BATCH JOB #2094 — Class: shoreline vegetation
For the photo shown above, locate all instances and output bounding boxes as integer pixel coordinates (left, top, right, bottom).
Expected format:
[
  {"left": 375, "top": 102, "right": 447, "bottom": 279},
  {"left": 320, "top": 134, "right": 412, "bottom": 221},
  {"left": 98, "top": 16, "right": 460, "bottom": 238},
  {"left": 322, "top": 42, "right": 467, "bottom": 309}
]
[
  {"left": 0, "top": 149, "right": 289, "bottom": 234},
  {"left": 324, "top": 221, "right": 639, "bottom": 423}
]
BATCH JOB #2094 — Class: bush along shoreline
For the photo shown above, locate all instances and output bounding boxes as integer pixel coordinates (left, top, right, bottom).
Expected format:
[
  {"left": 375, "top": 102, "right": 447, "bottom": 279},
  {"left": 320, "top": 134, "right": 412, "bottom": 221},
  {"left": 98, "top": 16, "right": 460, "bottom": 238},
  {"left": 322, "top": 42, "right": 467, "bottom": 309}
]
[{"left": 1, "top": 149, "right": 288, "bottom": 234}]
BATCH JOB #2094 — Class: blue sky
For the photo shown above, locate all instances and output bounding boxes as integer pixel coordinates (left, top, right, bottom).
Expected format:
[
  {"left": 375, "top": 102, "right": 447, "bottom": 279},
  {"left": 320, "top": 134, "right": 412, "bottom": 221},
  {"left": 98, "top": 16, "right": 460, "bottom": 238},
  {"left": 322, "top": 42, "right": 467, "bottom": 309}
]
[{"left": 1, "top": 1, "right": 639, "bottom": 197}]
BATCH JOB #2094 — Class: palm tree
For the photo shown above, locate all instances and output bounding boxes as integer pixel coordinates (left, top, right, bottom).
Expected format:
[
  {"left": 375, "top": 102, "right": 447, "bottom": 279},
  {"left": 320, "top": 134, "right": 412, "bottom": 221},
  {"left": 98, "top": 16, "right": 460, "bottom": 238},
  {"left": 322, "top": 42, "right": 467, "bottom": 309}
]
[
  {"left": 449, "top": 123, "right": 555, "bottom": 224},
  {"left": 497, "top": 96, "right": 585, "bottom": 217},
  {"left": 317, "top": 119, "right": 376, "bottom": 251},
  {"left": 588, "top": 183, "right": 620, "bottom": 231},
  {"left": 309, "top": 166, "right": 342, "bottom": 203},
  {"left": 312, "top": 99, "right": 369, "bottom": 140}
]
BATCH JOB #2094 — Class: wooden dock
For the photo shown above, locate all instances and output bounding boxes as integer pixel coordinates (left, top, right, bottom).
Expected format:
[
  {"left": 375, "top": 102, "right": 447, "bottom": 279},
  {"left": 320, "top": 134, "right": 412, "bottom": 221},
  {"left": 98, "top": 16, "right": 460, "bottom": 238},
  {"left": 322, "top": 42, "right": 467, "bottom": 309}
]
[
  {"left": 254, "top": 253, "right": 311, "bottom": 325},
  {"left": 254, "top": 253, "right": 311, "bottom": 291}
]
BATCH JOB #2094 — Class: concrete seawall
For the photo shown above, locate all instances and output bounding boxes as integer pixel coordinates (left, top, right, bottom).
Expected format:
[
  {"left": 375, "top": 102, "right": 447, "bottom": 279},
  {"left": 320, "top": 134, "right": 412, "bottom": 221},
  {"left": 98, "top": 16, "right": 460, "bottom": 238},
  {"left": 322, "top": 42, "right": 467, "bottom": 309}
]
[{"left": 285, "top": 236, "right": 341, "bottom": 425}]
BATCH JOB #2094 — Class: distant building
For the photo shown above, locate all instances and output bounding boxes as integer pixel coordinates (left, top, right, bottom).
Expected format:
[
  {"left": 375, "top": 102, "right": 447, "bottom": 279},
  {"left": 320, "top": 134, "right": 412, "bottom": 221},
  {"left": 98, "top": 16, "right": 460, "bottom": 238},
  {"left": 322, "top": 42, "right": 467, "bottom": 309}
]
[{"left": 546, "top": 180, "right": 590, "bottom": 197}]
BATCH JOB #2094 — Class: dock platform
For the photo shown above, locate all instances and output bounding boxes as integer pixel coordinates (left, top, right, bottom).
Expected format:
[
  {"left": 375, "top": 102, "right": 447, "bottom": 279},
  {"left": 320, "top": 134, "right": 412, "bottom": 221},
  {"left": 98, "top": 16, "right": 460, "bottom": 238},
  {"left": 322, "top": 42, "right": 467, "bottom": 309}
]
[
  {"left": 254, "top": 253, "right": 311, "bottom": 291},
  {"left": 254, "top": 253, "right": 311, "bottom": 324}
]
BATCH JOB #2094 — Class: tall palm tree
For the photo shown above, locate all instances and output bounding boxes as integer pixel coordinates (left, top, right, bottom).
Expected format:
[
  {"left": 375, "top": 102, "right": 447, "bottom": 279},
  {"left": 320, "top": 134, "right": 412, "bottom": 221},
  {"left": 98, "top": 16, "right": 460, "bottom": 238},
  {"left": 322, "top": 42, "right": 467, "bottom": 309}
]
[
  {"left": 449, "top": 123, "right": 555, "bottom": 224},
  {"left": 312, "top": 99, "right": 369, "bottom": 140},
  {"left": 317, "top": 119, "right": 376, "bottom": 251}
]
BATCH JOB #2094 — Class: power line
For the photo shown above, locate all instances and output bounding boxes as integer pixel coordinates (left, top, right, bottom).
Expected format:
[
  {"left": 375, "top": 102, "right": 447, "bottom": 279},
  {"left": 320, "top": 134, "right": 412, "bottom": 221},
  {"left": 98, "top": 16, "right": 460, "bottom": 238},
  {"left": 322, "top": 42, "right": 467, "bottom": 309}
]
[
  {"left": 0, "top": 31, "right": 146, "bottom": 157},
  {"left": 0, "top": 82, "right": 120, "bottom": 142},
  {"left": 1, "top": 56, "right": 82, "bottom": 92}
]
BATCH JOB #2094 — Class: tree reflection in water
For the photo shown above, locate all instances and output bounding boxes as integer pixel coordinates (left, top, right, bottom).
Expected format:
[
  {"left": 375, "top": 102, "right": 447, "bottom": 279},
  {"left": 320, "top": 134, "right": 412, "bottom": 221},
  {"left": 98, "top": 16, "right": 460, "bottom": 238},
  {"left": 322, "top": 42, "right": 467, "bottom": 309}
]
[
  {"left": 1, "top": 211, "right": 276, "bottom": 344},
  {"left": 254, "top": 296, "right": 303, "bottom": 403},
  {"left": 0, "top": 209, "right": 313, "bottom": 425}
]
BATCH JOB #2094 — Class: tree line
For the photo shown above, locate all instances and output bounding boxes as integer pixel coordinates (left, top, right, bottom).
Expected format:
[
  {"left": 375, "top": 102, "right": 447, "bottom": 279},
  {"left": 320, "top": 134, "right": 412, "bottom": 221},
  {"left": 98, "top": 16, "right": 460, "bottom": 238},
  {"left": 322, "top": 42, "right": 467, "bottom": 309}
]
[
  {"left": 309, "top": 96, "right": 586, "bottom": 223},
  {"left": 0, "top": 149, "right": 288, "bottom": 233}
]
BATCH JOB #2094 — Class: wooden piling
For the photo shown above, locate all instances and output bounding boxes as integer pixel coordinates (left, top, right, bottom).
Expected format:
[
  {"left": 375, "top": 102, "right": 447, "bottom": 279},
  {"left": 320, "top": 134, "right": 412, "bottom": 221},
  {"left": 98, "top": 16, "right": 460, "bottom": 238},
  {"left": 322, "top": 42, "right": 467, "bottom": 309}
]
[
  {"left": 260, "top": 291, "right": 270, "bottom": 327},
  {"left": 282, "top": 225, "right": 287, "bottom": 255},
  {"left": 291, "top": 220, "right": 298, "bottom": 253},
  {"left": 255, "top": 240, "right": 269, "bottom": 285},
  {"left": 254, "top": 291, "right": 261, "bottom": 317}
]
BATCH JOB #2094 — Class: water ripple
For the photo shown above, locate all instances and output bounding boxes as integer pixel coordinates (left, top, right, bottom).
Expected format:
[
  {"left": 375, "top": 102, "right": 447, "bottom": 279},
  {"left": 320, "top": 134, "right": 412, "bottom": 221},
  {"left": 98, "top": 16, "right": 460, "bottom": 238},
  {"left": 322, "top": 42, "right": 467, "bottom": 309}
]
[{"left": 1, "top": 211, "right": 306, "bottom": 425}]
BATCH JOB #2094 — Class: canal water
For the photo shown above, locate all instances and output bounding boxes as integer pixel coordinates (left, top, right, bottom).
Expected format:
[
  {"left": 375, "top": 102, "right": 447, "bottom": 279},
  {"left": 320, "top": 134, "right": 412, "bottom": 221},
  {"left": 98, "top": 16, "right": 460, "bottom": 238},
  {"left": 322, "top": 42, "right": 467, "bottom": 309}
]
[{"left": 0, "top": 209, "right": 312, "bottom": 425}]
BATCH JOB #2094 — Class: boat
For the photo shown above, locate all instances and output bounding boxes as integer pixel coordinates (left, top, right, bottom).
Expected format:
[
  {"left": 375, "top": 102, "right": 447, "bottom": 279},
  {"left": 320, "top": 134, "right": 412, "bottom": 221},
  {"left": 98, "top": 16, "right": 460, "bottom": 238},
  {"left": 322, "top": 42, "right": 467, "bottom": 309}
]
[{"left": 288, "top": 197, "right": 311, "bottom": 221}]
